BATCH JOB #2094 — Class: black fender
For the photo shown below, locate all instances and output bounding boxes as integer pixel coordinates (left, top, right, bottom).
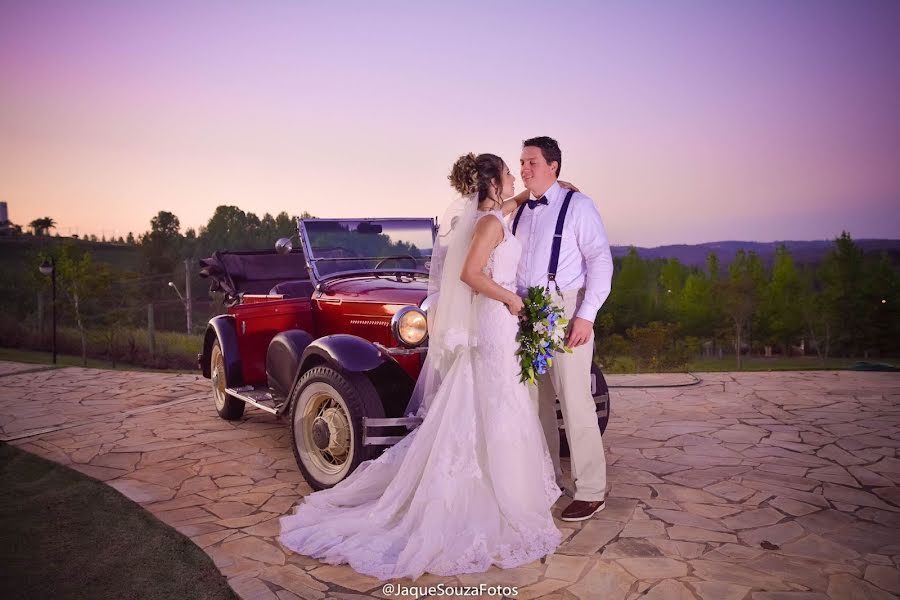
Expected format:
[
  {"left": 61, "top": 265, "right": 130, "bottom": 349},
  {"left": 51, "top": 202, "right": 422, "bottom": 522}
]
[
  {"left": 266, "top": 329, "right": 314, "bottom": 399},
  {"left": 288, "top": 334, "right": 388, "bottom": 405},
  {"left": 298, "top": 334, "right": 387, "bottom": 375},
  {"left": 200, "top": 315, "right": 243, "bottom": 387}
]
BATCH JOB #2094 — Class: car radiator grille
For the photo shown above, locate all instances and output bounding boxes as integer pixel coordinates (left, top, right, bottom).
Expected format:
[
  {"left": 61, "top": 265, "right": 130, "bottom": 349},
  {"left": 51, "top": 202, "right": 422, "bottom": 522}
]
[{"left": 349, "top": 319, "right": 390, "bottom": 327}]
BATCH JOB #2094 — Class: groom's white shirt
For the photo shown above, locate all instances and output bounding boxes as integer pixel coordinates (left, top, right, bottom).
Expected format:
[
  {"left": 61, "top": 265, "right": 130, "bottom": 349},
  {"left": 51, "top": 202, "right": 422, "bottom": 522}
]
[{"left": 515, "top": 181, "right": 613, "bottom": 322}]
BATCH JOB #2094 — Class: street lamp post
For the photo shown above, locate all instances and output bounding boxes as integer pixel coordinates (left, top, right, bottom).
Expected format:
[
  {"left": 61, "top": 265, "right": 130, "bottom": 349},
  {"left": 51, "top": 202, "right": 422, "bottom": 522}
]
[
  {"left": 168, "top": 281, "right": 191, "bottom": 334},
  {"left": 39, "top": 257, "right": 57, "bottom": 365}
]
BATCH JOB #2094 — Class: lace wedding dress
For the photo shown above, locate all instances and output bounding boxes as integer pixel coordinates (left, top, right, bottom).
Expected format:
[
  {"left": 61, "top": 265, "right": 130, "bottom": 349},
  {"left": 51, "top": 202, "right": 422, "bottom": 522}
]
[{"left": 279, "top": 210, "right": 561, "bottom": 581}]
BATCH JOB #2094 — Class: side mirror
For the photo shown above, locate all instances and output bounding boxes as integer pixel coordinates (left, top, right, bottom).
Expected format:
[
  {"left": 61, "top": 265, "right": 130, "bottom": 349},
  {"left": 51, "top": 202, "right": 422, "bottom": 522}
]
[{"left": 275, "top": 238, "right": 293, "bottom": 255}]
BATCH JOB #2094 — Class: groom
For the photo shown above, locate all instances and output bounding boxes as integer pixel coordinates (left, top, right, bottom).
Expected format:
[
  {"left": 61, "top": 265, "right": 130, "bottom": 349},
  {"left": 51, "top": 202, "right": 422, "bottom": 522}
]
[{"left": 513, "top": 136, "right": 614, "bottom": 521}]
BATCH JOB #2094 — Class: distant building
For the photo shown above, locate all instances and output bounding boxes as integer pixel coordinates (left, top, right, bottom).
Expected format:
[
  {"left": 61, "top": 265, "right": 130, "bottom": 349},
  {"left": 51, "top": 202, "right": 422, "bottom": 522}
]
[{"left": 0, "top": 201, "right": 12, "bottom": 235}]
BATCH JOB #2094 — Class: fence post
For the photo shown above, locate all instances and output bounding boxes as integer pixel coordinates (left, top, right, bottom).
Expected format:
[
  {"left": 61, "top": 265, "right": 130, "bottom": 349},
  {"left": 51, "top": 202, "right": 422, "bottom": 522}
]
[
  {"left": 148, "top": 303, "right": 155, "bottom": 355},
  {"left": 37, "top": 292, "right": 44, "bottom": 334},
  {"left": 184, "top": 258, "right": 193, "bottom": 334}
]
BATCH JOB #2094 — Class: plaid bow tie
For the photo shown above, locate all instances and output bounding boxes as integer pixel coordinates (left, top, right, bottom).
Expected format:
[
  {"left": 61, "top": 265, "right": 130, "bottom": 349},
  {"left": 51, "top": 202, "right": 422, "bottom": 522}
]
[{"left": 527, "top": 196, "right": 548, "bottom": 210}]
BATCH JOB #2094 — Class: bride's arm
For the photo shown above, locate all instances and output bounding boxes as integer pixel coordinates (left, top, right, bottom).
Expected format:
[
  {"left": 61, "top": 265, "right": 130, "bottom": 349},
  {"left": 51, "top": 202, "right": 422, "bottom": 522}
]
[
  {"left": 460, "top": 217, "right": 523, "bottom": 315},
  {"left": 499, "top": 180, "right": 582, "bottom": 216},
  {"left": 499, "top": 190, "right": 530, "bottom": 216}
]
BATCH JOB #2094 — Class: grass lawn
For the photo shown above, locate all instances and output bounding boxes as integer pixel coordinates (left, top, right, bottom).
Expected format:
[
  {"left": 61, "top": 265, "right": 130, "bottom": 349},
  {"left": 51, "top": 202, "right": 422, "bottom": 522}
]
[
  {"left": 0, "top": 443, "right": 237, "bottom": 600},
  {"left": 598, "top": 354, "right": 897, "bottom": 374},
  {"left": 686, "top": 355, "right": 896, "bottom": 372},
  {"left": 0, "top": 347, "right": 195, "bottom": 374},
  {"left": 0, "top": 347, "right": 120, "bottom": 370}
]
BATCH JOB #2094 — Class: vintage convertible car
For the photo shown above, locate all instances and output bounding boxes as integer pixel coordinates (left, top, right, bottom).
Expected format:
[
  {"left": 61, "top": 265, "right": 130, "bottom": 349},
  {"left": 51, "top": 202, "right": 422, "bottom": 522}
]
[{"left": 198, "top": 217, "right": 610, "bottom": 490}]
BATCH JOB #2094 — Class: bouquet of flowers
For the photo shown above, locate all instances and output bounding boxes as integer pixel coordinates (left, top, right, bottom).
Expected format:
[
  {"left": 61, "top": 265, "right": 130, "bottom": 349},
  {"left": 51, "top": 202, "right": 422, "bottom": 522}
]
[{"left": 516, "top": 286, "right": 571, "bottom": 384}]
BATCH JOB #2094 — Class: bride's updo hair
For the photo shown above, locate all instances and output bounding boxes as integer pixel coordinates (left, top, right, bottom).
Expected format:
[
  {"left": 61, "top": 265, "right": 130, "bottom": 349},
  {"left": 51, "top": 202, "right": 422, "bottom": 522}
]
[{"left": 448, "top": 153, "right": 505, "bottom": 202}]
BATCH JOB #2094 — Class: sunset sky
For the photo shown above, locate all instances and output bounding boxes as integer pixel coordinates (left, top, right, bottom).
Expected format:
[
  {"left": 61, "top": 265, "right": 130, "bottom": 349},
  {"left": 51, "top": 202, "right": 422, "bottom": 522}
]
[{"left": 1, "top": 0, "right": 898, "bottom": 247}]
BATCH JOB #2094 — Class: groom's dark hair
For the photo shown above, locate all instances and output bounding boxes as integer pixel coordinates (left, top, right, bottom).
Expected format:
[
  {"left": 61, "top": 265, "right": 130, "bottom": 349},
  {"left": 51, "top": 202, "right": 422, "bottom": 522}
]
[{"left": 523, "top": 136, "right": 562, "bottom": 177}]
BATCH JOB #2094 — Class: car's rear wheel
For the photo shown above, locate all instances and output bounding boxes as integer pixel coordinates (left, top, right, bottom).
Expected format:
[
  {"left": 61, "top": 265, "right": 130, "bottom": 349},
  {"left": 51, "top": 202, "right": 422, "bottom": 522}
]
[
  {"left": 290, "top": 366, "right": 383, "bottom": 490},
  {"left": 559, "top": 363, "right": 610, "bottom": 457},
  {"left": 211, "top": 340, "right": 245, "bottom": 420}
]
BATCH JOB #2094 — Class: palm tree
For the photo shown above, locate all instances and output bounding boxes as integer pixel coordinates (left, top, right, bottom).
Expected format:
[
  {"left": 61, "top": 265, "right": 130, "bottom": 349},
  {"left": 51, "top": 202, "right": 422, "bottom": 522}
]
[{"left": 28, "top": 217, "right": 57, "bottom": 236}]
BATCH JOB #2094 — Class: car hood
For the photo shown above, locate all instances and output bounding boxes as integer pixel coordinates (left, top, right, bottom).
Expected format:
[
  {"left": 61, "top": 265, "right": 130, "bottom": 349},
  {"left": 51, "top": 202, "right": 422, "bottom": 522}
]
[{"left": 320, "top": 276, "right": 428, "bottom": 306}]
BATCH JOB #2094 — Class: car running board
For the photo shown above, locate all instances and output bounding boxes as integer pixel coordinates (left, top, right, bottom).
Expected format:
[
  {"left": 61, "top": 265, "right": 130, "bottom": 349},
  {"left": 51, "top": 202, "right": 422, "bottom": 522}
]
[
  {"left": 362, "top": 416, "right": 423, "bottom": 446},
  {"left": 225, "top": 385, "right": 287, "bottom": 415}
]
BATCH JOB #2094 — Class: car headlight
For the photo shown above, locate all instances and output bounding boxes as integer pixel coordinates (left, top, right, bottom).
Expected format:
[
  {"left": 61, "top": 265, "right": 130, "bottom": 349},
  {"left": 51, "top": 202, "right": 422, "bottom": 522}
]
[{"left": 391, "top": 306, "right": 428, "bottom": 348}]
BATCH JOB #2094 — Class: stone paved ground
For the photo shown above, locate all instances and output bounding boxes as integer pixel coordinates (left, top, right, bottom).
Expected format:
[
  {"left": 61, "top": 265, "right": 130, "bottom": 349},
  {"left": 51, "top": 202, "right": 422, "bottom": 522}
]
[{"left": 3, "top": 364, "right": 899, "bottom": 600}]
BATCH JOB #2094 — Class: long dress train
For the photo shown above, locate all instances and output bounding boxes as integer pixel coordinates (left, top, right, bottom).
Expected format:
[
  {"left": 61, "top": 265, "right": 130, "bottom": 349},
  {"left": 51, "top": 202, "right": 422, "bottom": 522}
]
[{"left": 279, "top": 210, "right": 561, "bottom": 580}]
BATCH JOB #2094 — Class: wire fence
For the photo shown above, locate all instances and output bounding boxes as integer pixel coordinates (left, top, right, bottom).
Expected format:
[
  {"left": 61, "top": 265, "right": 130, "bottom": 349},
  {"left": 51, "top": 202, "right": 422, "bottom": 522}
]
[{"left": 0, "top": 268, "right": 227, "bottom": 369}]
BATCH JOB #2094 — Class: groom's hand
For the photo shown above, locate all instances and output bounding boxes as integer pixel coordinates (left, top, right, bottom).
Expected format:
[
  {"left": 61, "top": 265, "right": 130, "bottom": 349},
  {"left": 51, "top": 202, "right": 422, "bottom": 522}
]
[{"left": 566, "top": 317, "right": 593, "bottom": 348}]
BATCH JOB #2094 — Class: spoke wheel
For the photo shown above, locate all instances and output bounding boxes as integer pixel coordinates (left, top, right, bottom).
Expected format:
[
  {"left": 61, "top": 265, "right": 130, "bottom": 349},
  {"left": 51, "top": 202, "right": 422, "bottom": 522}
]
[
  {"left": 210, "top": 341, "right": 244, "bottom": 420},
  {"left": 290, "top": 365, "right": 384, "bottom": 490}
]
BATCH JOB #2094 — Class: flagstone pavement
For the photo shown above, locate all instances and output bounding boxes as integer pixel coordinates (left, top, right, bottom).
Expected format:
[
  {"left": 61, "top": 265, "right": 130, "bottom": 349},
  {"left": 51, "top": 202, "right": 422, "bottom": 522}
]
[{"left": 2, "top": 360, "right": 899, "bottom": 600}]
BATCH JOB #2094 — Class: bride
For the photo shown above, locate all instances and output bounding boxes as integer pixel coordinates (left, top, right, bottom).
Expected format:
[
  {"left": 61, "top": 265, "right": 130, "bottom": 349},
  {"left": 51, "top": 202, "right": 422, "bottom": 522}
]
[{"left": 279, "top": 153, "right": 568, "bottom": 580}]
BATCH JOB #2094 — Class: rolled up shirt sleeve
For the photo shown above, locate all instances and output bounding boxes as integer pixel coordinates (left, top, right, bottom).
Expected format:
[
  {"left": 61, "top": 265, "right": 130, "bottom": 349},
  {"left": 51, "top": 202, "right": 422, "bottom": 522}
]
[{"left": 573, "top": 197, "right": 613, "bottom": 322}]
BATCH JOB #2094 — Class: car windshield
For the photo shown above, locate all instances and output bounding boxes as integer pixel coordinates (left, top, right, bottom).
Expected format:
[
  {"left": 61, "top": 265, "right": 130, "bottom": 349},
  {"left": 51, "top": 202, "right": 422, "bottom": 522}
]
[{"left": 300, "top": 218, "right": 435, "bottom": 280}]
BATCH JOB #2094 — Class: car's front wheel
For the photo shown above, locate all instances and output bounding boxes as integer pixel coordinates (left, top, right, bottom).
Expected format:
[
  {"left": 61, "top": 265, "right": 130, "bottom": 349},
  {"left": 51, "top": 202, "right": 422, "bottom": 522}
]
[
  {"left": 290, "top": 366, "right": 384, "bottom": 490},
  {"left": 211, "top": 340, "right": 245, "bottom": 420}
]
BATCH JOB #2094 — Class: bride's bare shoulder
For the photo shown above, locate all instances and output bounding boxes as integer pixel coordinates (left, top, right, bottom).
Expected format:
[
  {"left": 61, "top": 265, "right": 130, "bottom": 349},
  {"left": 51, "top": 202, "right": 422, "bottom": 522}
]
[{"left": 472, "top": 211, "right": 504, "bottom": 241}]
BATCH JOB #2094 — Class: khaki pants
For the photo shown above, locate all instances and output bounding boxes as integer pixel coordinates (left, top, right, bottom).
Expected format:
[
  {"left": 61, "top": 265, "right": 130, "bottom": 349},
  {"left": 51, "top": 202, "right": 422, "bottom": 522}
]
[{"left": 529, "top": 288, "right": 607, "bottom": 502}]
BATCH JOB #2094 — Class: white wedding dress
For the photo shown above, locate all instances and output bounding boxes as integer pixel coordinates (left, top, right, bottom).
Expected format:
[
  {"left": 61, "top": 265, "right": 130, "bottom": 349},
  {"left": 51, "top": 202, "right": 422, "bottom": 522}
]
[{"left": 279, "top": 210, "right": 561, "bottom": 581}]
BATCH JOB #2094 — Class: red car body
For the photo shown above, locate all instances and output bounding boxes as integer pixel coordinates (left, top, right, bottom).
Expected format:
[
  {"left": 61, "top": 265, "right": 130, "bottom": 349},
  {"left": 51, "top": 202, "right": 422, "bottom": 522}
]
[
  {"left": 197, "top": 218, "right": 435, "bottom": 489},
  {"left": 197, "top": 217, "right": 609, "bottom": 490}
]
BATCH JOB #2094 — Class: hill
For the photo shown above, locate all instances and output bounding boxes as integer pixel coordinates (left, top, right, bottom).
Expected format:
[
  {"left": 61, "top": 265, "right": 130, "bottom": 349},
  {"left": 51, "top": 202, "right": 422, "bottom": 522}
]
[{"left": 611, "top": 239, "right": 900, "bottom": 268}]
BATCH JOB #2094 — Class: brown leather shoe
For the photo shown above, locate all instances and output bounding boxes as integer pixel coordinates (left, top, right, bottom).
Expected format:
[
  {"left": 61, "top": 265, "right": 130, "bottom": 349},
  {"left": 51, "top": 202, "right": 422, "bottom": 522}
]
[{"left": 560, "top": 499, "right": 605, "bottom": 522}]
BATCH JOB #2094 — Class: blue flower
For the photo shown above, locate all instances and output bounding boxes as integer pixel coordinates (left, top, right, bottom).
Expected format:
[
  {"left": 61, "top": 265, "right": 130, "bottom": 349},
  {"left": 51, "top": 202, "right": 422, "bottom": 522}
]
[{"left": 534, "top": 354, "right": 548, "bottom": 375}]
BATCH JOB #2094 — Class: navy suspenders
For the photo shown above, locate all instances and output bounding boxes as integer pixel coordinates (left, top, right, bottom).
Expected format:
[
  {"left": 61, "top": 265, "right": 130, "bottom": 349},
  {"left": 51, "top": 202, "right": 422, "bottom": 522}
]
[
  {"left": 548, "top": 190, "right": 575, "bottom": 294},
  {"left": 512, "top": 190, "right": 575, "bottom": 295},
  {"left": 511, "top": 202, "right": 527, "bottom": 236}
]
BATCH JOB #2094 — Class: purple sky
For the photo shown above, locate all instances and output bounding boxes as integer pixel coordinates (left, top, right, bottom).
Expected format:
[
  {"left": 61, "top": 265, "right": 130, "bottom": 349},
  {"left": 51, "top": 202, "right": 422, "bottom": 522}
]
[{"left": 1, "top": 0, "right": 898, "bottom": 246}]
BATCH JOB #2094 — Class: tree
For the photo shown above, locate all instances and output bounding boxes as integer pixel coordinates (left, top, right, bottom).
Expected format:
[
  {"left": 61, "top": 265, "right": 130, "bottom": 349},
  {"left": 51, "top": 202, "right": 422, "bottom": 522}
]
[
  {"left": 798, "top": 266, "right": 830, "bottom": 361},
  {"left": 678, "top": 273, "right": 714, "bottom": 337},
  {"left": 677, "top": 255, "right": 724, "bottom": 342},
  {"left": 150, "top": 211, "right": 181, "bottom": 238},
  {"left": 29, "top": 217, "right": 57, "bottom": 236},
  {"left": 142, "top": 210, "right": 184, "bottom": 277},
  {"left": 197, "top": 205, "right": 312, "bottom": 256},
  {"left": 0, "top": 219, "right": 23, "bottom": 236},
  {"left": 733, "top": 251, "right": 765, "bottom": 344},
  {"left": 659, "top": 258, "right": 688, "bottom": 322},
  {"left": 707, "top": 253, "right": 720, "bottom": 280},
  {"left": 718, "top": 277, "right": 757, "bottom": 369},
  {"left": 604, "top": 248, "right": 653, "bottom": 331},
  {"left": 762, "top": 245, "right": 804, "bottom": 355},
  {"left": 820, "top": 232, "right": 866, "bottom": 356},
  {"left": 199, "top": 205, "right": 256, "bottom": 252},
  {"left": 720, "top": 250, "right": 765, "bottom": 368},
  {"left": 51, "top": 244, "right": 113, "bottom": 366},
  {"left": 862, "top": 252, "right": 900, "bottom": 357},
  {"left": 276, "top": 211, "right": 304, "bottom": 237}
]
